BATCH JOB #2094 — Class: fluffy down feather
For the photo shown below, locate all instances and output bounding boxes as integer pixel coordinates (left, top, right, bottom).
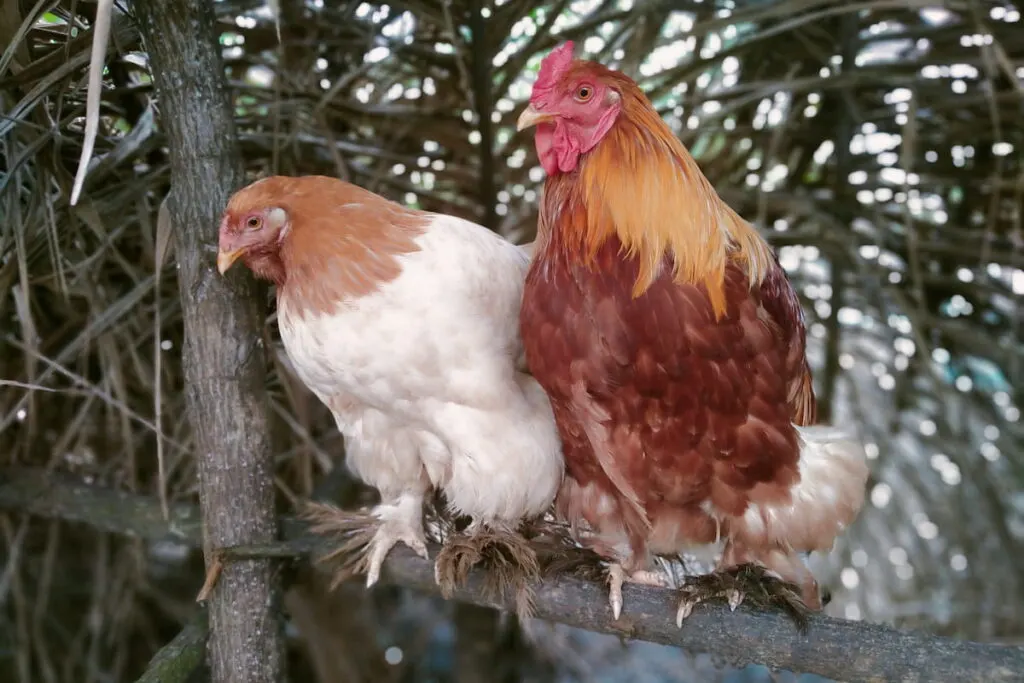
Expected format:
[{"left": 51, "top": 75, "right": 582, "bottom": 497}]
[
  {"left": 517, "top": 43, "right": 869, "bottom": 623},
  {"left": 217, "top": 175, "right": 563, "bottom": 592}
]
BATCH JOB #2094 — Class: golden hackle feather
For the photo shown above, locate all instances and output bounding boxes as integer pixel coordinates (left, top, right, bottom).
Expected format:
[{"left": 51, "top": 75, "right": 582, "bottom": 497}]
[{"left": 571, "top": 74, "right": 774, "bottom": 318}]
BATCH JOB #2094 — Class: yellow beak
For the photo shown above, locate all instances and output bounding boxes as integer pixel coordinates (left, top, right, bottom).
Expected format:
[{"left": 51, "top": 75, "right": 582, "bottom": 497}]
[
  {"left": 516, "top": 104, "right": 554, "bottom": 131},
  {"left": 217, "top": 248, "right": 243, "bottom": 275}
]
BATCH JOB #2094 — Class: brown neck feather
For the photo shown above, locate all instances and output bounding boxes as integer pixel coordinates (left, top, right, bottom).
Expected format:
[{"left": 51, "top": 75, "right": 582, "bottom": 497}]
[
  {"left": 275, "top": 183, "right": 427, "bottom": 318},
  {"left": 242, "top": 247, "right": 286, "bottom": 286},
  {"left": 539, "top": 90, "right": 773, "bottom": 319}
]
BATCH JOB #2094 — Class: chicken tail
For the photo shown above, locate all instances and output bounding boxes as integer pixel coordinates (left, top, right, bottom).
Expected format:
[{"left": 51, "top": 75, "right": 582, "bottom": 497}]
[{"left": 731, "top": 425, "right": 870, "bottom": 554}]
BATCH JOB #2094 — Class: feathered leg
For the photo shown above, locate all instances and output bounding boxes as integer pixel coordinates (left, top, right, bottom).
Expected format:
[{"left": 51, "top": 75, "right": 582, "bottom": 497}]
[
  {"left": 363, "top": 494, "right": 430, "bottom": 585},
  {"left": 672, "top": 426, "right": 865, "bottom": 628},
  {"left": 434, "top": 519, "right": 541, "bottom": 619},
  {"left": 303, "top": 492, "right": 429, "bottom": 589},
  {"left": 674, "top": 540, "right": 816, "bottom": 630}
]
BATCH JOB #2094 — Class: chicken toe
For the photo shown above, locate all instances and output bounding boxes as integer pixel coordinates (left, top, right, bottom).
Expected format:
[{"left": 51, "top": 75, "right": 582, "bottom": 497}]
[
  {"left": 608, "top": 563, "right": 670, "bottom": 620},
  {"left": 608, "top": 564, "right": 625, "bottom": 620},
  {"left": 674, "top": 580, "right": 729, "bottom": 627},
  {"left": 673, "top": 562, "right": 812, "bottom": 630},
  {"left": 674, "top": 584, "right": 742, "bottom": 627},
  {"left": 726, "top": 587, "right": 744, "bottom": 611},
  {"left": 301, "top": 496, "right": 428, "bottom": 589},
  {"left": 675, "top": 592, "right": 703, "bottom": 626},
  {"left": 365, "top": 517, "right": 429, "bottom": 587}
]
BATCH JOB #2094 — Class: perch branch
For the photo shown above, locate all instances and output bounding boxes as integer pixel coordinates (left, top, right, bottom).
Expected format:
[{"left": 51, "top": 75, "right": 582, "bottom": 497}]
[{"left": 2, "top": 467, "right": 1022, "bottom": 683}]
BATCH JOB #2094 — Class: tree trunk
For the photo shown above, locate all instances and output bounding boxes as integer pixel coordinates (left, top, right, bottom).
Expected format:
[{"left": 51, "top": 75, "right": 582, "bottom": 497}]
[{"left": 133, "top": 2, "right": 285, "bottom": 682}]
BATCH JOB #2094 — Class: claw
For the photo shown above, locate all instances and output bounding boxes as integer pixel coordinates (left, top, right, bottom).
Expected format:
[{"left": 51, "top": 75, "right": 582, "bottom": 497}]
[
  {"left": 611, "top": 593, "right": 623, "bottom": 621},
  {"left": 676, "top": 597, "right": 698, "bottom": 627},
  {"left": 364, "top": 518, "right": 428, "bottom": 588},
  {"left": 365, "top": 541, "right": 391, "bottom": 587},
  {"left": 673, "top": 576, "right": 747, "bottom": 627},
  {"left": 607, "top": 564, "right": 668, "bottom": 620},
  {"left": 608, "top": 564, "right": 625, "bottom": 620},
  {"left": 409, "top": 536, "right": 429, "bottom": 559}
]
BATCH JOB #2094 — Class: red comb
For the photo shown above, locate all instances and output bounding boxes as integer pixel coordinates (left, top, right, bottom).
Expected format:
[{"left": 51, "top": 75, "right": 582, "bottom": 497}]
[{"left": 531, "top": 41, "right": 575, "bottom": 105}]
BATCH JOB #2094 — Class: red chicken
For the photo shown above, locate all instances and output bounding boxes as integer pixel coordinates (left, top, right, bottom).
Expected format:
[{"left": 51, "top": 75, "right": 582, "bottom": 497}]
[{"left": 516, "top": 42, "right": 869, "bottom": 624}]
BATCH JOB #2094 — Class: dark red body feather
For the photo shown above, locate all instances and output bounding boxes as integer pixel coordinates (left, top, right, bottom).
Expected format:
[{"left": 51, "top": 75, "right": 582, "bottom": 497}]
[{"left": 520, "top": 229, "right": 815, "bottom": 567}]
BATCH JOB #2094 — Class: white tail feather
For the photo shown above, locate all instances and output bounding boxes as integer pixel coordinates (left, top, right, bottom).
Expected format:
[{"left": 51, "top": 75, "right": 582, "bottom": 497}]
[{"left": 732, "top": 425, "right": 870, "bottom": 552}]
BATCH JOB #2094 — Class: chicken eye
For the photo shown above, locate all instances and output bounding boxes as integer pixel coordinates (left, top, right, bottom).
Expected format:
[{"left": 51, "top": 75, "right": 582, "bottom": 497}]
[
  {"left": 246, "top": 216, "right": 262, "bottom": 230},
  {"left": 575, "top": 85, "right": 593, "bottom": 102}
]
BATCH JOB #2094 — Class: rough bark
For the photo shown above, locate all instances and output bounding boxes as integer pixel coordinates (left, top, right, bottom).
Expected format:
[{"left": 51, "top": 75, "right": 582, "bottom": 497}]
[
  {"left": 131, "top": 2, "right": 285, "bottom": 682},
  {"left": 4, "top": 467, "right": 1023, "bottom": 683}
]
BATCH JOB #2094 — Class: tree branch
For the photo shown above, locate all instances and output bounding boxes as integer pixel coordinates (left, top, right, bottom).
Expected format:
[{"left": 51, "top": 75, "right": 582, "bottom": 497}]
[
  {"left": 132, "top": 2, "right": 285, "bottom": 682},
  {"left": 2, "top": 467, "right": 1022, "bottom": 683},
  {"left": 136, "top": 611, "right": 208, "bottom": 683}
]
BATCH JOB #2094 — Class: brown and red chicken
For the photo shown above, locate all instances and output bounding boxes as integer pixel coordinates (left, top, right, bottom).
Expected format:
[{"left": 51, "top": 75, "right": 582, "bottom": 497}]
[{"left": 517, "top": 42, "right": 869, "bottom": 624}]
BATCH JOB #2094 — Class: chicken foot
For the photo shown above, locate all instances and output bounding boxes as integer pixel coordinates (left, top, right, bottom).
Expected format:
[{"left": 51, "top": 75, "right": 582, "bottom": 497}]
[
  {"left": 301, "top": 494, "right": 428, "bottom": 589},
  {"left": 364, "top": 496, "right": 429, "bottom": 587},
  {"left": 608, "top": 563, "right": 670, "bottom": 620},
  {"left": 674, "top": 563, "right": 811, "bottom": 630},
  {"left": 674, "top": 575, "right": 744, "bottom": 627},
  {"left": 434, "top": 520, "right": 540, "bottom": 618}
]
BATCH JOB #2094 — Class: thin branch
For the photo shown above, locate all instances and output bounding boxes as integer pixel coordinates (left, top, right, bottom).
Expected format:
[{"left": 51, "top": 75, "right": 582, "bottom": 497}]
[{"left": 1, "top": 467, "right": 1022, "bottom": 683}]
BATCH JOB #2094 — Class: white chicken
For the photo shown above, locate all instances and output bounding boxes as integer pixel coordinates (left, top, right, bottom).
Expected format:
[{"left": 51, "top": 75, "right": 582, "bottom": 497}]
[{"left": 216, "top": 175, "right": 563, "bottom": 592}]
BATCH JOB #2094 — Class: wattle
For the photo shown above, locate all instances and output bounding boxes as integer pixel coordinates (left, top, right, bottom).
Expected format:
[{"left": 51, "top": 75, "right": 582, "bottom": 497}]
[{"left": 535, "top": 122, "right": 580, "bottom": 176}]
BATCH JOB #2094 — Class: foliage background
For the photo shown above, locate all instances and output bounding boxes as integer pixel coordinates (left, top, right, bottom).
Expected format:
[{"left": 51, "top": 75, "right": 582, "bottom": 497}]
[{"left": 1, "top": 0, "right": 1022, "bottom": 680}]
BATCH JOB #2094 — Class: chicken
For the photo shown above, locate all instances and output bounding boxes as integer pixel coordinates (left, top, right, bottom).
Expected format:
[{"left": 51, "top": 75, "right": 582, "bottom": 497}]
[
  {"left": 516, "top": 42, "right": 869, "bottom": 625},
  {"left": 216, "top": 175, "right": 563, "bottom": 601}
]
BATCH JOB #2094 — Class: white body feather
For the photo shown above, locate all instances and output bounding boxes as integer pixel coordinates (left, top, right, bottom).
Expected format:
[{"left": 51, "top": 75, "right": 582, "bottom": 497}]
[{"left": 277, "top": 213, "right": 563, "bottom": 524}]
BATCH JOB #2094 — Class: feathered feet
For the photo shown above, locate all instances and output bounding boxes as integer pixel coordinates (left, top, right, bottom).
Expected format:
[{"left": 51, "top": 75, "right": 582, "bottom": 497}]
[
  {"left": 302, "top": 498, "right": 428, "bottom": 589},
  {"left": 674, "top": 563, "right": 813, "bottom": 631},
  {"left": 434, "top": 521, "right": 541, "bottom": 619}
]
